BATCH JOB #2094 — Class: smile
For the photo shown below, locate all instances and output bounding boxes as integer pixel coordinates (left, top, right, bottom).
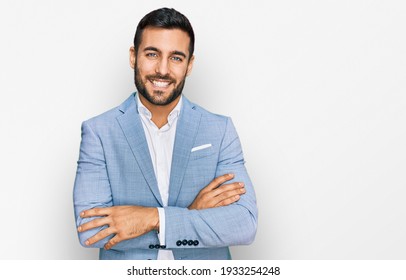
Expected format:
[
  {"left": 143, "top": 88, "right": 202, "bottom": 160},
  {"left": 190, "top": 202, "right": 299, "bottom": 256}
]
[{"left": 150, "top": 79, "right": 172, "bottom": 88}]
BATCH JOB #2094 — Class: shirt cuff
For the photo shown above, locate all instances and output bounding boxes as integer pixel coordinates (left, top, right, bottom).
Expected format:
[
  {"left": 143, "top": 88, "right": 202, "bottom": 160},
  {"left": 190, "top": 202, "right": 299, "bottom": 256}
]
[{"left": 157, "top": 207, "right": 166, "bottom": 246}]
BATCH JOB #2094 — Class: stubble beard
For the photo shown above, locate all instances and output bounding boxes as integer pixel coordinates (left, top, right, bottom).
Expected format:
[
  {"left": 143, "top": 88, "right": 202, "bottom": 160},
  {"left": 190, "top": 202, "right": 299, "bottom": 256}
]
[{"left": 134, "top": 64, "right": 187, "bottom": 106}]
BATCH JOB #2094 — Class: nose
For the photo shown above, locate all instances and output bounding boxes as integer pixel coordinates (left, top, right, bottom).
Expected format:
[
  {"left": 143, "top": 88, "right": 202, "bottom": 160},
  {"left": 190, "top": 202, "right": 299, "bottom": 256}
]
[{"left": 156, "top": 58, "right": 169, "bottom": 76}]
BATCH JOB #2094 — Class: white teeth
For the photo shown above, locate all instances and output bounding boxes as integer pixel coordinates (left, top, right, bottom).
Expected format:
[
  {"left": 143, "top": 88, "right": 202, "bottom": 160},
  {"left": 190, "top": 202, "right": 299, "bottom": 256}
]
[{"left": 152, "top": 80, "right": 170, "bottom": 88}]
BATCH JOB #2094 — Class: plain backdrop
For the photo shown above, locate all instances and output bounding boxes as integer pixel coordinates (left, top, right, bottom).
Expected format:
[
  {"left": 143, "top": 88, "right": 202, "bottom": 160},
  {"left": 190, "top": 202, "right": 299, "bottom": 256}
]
[{"left": 0, "top": 0, "right": 405, "bottom": 260}]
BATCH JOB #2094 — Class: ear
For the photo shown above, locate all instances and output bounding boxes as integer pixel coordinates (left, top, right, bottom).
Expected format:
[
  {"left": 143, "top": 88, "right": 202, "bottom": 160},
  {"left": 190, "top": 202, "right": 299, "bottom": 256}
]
[
  {"left": 186, "top": 55, "right": 195, "bottom": 76},
  {"left": 129, "top": 46, "right": 136, "bottom": 69}
]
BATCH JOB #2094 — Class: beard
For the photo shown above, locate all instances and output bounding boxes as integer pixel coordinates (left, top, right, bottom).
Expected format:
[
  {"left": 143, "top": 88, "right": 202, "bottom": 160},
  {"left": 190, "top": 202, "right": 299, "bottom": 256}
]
[{"left": 134, "top": 64, "right": 187, "bottom": 106}]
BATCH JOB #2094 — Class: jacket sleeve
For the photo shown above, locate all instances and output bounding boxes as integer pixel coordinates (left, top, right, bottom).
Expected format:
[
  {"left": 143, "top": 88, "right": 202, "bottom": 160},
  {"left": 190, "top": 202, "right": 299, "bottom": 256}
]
[
  {"left": 164, "top": 118, "right": 258, "bottom": 248},
  {"left": 73, "top": 121, "right": 159, "bottom": 249}
]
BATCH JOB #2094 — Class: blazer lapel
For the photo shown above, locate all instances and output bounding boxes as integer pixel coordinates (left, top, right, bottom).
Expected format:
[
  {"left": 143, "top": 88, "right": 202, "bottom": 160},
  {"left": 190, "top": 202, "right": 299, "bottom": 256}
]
[
  {"left": 168, "top": 97, "right": 202, "bottom": 206},
  {"left": 116, "top": 95, "right": 163, "bottom": 206}
]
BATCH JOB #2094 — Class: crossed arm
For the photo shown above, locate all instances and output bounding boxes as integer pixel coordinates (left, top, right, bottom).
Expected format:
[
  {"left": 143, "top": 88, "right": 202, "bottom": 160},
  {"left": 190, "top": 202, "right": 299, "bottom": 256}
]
[
  {"left": 74, "top": 117, "right": 257, "bottom": 250},
  {"left": 78, "top": 173, "right": 246, "bottom": 250}
]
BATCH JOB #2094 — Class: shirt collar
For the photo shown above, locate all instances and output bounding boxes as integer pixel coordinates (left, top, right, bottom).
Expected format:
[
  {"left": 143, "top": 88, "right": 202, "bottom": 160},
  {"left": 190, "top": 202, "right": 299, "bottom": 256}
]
[{"left": 136, "top": 93, "right": 182, "bottom": 127}]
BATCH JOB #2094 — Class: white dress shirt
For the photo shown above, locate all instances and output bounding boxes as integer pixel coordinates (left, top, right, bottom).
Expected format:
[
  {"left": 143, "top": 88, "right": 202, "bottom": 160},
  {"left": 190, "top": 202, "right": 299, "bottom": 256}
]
[{"left": 137, "top": 94, "right": 182, "bottom": 260}]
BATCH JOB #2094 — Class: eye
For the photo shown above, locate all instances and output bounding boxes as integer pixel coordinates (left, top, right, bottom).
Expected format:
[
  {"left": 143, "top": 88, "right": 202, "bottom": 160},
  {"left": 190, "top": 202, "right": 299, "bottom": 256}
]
[
  {"left": 146, "top": 52, "right": 158, "bottom": 58},
  {"left": 171, "top": 56, "right": 183, "bottom": 62}
]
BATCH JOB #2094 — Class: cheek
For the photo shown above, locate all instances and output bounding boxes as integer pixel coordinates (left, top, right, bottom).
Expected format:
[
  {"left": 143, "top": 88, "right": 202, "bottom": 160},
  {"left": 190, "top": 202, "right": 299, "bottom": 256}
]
[
  {"left": 137, "top": 59, "right": 156, "bottom": 75},
  {"left": 172, "top": 66, "right": 189, "bottom": 80}
]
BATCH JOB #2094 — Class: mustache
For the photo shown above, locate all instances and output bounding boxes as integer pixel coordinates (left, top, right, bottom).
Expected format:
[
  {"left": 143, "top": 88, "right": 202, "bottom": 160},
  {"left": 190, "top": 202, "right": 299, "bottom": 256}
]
[{"left": 146, "top": 74, "right": 176, "bottom": 83}]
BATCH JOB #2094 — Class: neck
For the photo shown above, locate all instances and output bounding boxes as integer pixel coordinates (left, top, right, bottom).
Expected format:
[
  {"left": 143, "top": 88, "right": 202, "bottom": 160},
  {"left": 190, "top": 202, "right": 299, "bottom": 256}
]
[{"left": 139, "top": 95, "right": 181, "bottom": 129}]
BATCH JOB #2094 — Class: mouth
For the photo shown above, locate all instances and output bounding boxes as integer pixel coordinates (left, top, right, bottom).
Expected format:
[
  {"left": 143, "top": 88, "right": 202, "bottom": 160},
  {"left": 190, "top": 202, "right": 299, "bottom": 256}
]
[{"left": 149, "top": 79, "right": 172, "bottom": 89}]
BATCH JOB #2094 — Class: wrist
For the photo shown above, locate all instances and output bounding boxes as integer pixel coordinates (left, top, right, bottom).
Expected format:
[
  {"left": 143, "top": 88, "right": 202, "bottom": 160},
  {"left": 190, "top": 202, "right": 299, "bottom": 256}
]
[{"left": 152, "top": 207, "right": 160, "bottom": 231}]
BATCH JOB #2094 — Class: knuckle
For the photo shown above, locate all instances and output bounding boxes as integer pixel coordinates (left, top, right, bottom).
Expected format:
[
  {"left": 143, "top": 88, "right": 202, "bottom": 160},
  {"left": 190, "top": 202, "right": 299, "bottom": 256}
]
[
  {"left": 104, "top": 227, "right": 112, "bottom": 236},
  {"left": 84, "top": 221, "right": 93, "bottom": 229},
  {"left": 223, "top": 200, "right": 231, "bottom": 206},
  {"left": 214, "top": 177, "right": 222, "bottom": 184},
  {"left": 226, "top": 184, "right": 237, "bottom": 191},
  {"left": 225, "top": 189, "right": 235, "bottom": 195},
  {"left": 105, "top": 216, "right": 113, "bottom": 225}
]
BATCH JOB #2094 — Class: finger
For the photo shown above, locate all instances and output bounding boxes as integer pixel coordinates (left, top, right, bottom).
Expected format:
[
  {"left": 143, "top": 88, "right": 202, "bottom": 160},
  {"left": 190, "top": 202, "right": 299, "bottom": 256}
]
[
  {"left": 215, "top": 194, "right": 242, "bottom": 207},
  {"left": 212, "top": 182, "right": 244, "bottom": 197},
  {"left": 212, "top": 187, "right": 246, "bottom": 206},
  {"left": 85, "top": 227, "right": 115, "bottom": 246},
  {"left": 78, "top": 217, "right": 110, "bottom": 232},
  {"left": 104, "top": 235, "right": 121, "bottom": 250},
  {"left": 80, "top": 207, "right": 111, "bottom": 218},
  {"left": 204, "top": 173, "right": 234, "bottom": 192}
]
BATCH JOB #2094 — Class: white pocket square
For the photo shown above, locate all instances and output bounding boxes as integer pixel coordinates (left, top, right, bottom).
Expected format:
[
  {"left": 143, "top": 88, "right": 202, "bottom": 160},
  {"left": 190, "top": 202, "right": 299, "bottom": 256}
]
[{"left": 191, "top": 144, "right": 212, "bottom": 152}]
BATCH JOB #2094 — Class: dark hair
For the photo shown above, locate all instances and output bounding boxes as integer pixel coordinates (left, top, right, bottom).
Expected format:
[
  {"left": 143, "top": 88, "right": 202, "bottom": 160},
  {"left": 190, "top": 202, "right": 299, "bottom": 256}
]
[{"left": 133, "top": 8, "right": 195, "bottom": 58}]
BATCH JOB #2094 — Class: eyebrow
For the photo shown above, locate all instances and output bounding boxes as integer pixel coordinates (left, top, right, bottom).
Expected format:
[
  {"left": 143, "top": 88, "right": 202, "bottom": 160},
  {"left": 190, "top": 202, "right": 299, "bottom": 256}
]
[
  {"left": 143, "top": 47, "right": 187, "bottom": 58},
  {"left": 143, "top": 46, "right": 160, "bottom": 53},
  {"left": 172, "top": 51, "right": 187, "bottom": 58}
]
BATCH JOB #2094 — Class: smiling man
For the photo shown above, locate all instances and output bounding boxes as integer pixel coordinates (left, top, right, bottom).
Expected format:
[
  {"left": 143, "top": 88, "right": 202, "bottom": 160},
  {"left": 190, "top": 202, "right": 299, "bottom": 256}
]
[{"left": 73, "top": 7, "right": 257, "bottom": 260}]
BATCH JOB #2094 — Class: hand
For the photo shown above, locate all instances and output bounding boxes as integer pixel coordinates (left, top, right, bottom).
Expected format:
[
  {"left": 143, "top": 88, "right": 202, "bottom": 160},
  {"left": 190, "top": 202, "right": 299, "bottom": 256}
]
[
  {"left": 188, "top": 173, "right": 246, "bottom": 210},
  {"left": 77, "top": 205, "right": 159, "bottom": 250}
]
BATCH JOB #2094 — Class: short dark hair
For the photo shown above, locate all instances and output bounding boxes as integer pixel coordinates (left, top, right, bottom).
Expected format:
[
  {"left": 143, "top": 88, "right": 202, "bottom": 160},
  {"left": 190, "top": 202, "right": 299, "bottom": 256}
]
[{"left": 133, "top": 8, "right": 195, "bottom": 58}]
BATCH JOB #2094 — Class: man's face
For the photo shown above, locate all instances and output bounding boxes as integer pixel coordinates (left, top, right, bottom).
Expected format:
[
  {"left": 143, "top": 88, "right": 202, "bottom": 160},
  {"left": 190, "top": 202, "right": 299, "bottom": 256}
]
[{"left": 130, "top": 27, "right": 194, "bottom": 107}]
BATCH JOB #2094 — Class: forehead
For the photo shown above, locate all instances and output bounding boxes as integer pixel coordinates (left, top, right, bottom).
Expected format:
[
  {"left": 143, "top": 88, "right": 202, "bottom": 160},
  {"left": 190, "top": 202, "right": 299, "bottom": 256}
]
[{"left": 140, "top": 27, "right": 191, "bottom": 56}]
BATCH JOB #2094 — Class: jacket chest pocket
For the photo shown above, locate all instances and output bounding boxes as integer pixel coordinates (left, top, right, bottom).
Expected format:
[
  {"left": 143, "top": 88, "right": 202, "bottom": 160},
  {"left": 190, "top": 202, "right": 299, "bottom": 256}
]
[{"left": 189, "top": 145, "right": 216, "bottom": 161}]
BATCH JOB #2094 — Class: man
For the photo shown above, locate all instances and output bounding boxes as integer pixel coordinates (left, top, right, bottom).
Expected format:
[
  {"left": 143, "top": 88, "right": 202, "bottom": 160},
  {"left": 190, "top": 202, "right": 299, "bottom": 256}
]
[{"left": 73, "top": 7, "right": 257, "bottom": 260}]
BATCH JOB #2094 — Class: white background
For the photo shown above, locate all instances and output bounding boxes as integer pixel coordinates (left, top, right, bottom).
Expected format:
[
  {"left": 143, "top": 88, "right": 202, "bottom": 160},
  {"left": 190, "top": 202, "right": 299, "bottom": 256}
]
[{"left": 0, "top": 0, "right": 405, "bottom": 260}]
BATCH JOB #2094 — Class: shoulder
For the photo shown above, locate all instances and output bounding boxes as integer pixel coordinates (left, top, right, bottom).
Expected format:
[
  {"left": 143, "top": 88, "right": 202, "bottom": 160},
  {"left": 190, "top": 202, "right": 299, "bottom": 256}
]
[
  {"left": 184, "top": 96, "right": 230, "bottom": 124},
  {"left": 182, "top": 96, "right": 239, "bottom": 140}
]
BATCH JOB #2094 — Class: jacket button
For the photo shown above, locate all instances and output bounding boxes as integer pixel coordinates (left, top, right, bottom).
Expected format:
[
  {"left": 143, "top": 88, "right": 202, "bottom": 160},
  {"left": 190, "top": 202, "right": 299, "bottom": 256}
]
[
  {"left": 188, "top": 240, "right": 194, "bottom": 246},
  {"left": 182, "top": 239, "right": 188, "bottom": 246},
  {"left": 193, "top": 240, "right": 199, "bottom": 246},
  {"left": 176, "top": 240, "right": 182, "bottom": 246},
  {"left": 149, "top": 244, "right": 154, "bottom": 249}
]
